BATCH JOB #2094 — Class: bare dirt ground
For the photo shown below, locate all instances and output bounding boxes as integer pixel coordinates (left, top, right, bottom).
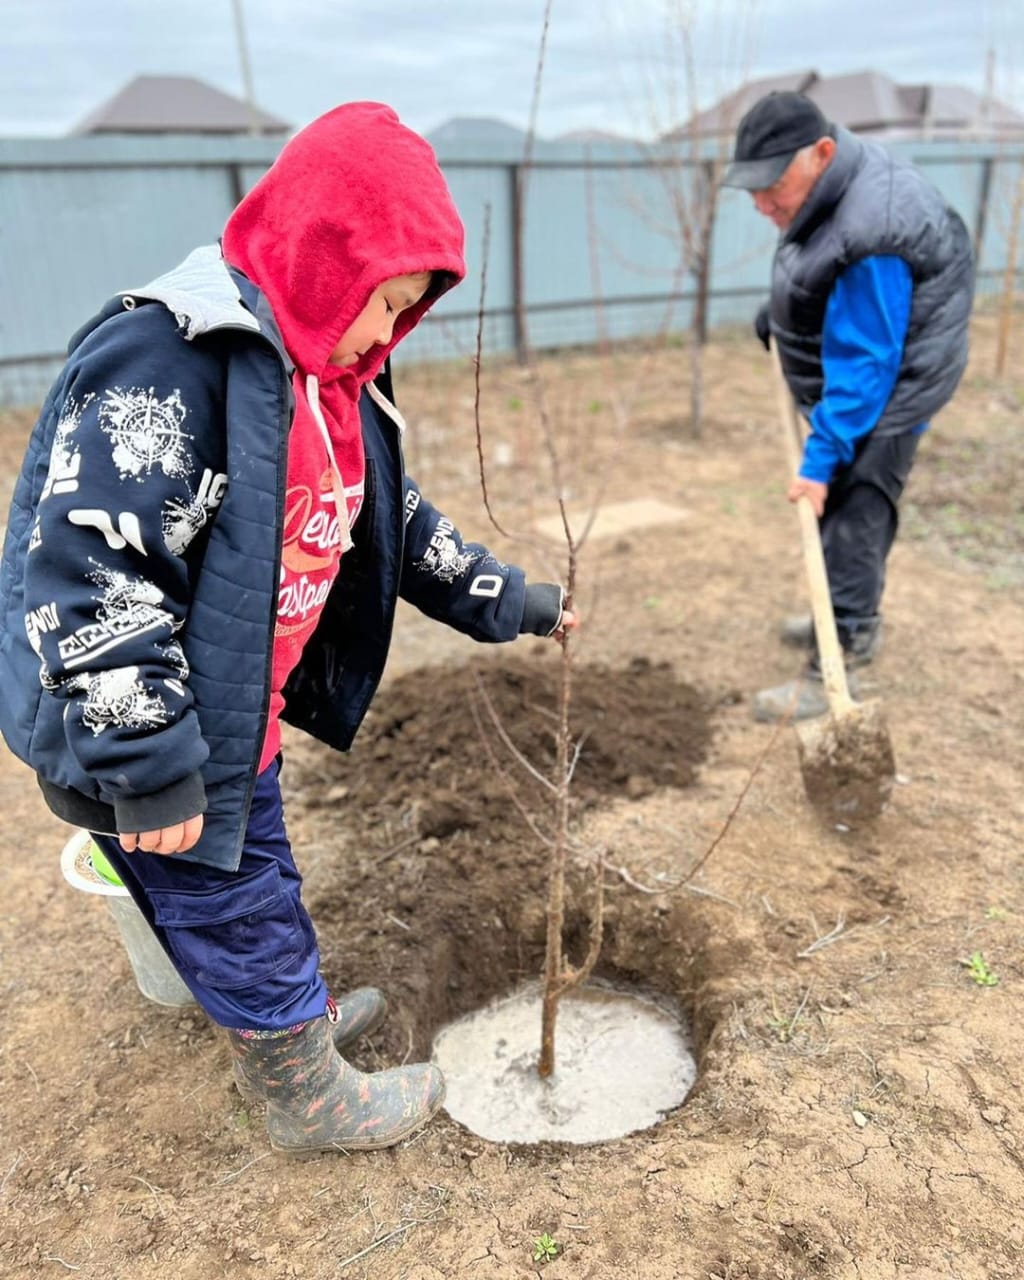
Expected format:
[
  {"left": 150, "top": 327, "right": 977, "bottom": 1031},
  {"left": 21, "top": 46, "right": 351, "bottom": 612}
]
[{"left": 1, "top": 314, "right": 1022, "bottom": 1280}]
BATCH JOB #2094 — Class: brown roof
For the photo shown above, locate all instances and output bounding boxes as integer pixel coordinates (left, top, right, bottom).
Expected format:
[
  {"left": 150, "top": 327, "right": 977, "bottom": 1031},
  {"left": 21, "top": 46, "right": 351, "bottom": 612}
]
[
  {"left": 72, "top": 75, "right": 290, "bottom": 136},
  {"left": 668, "top": 68, "right": 1024, "bottom": 141},
  {"left": 666, "top": 70, "right": 819, "bottom": 140}
]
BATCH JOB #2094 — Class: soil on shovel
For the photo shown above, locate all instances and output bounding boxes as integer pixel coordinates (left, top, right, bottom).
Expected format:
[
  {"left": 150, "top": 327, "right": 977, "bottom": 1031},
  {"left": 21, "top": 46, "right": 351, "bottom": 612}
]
[{"left": 797, "top": 695, "right": 897, "bottom": 824}]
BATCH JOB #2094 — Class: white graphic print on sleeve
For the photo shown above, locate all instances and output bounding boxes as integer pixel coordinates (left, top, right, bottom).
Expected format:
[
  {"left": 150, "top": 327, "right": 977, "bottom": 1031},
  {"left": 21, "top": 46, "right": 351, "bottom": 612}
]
[
  {"left": 99, "top": 387, "right": 192, "bottom": 482},
  {"left": 40, "top": 392, "right": 95, "bottom": 503},
  {"left": 67, "top": 509, "right": 147, "bottom": 554},
  {"left": 161, "top": 638, "right": 189, "bottom": 683},
  {"left": 24, "top": 600, "right": 61, "bottom": 689},
  {"left": 57, "top": 562, "right": 175, "bottom": 670},
  {"left": 162, "top": 467, "right": 228, "bottom": 556},
  {"left": 417, "top": 517, "right": 478, "bottom": 583},
  {"left": 68, "top": 666, "right": 168, "bottom": 737}
]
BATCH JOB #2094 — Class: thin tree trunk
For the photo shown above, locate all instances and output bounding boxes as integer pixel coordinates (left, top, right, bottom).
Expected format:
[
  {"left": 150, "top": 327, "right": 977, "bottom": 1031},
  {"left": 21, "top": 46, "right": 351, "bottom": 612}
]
[
  {"left": 538, "top": 636, "right": 573, "bottom": 1078},
  {"left": 689, "top": 323, "right": 704, "bottom": 439},
  {"left": 996, "top": 162, "right": 1024, "bottom": 377}
]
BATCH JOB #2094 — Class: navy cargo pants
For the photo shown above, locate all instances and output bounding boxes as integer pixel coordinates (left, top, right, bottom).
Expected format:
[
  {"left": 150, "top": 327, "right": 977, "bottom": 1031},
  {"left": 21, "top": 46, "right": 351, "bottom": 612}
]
[
  {"left": 91, "top": 761, "right": 328, "bottom": 1031},
  {"left": 820, "top": 427, "right": 921, "bottom": 652}
]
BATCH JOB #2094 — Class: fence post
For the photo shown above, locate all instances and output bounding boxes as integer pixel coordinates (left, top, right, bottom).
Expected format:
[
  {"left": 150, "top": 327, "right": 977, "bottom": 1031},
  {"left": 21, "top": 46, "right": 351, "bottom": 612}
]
[
  {"left": 228, "top": 162, "right": 246, "bottom": 207},
  {"left": 974, "top": 154, "right": 994, "bottom": 265}
]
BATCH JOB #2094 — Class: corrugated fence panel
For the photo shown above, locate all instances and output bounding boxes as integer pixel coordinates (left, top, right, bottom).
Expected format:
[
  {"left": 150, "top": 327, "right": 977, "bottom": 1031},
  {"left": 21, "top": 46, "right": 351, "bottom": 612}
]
[
  {"left": 521, "top": 165, "right": 689, "bottom": 347},
  {"left": 398, "top": 162, "right": 517, "bottom": 367},
  {"left": 1, "top": 165, "right": 236, "bottom": 352},
  {"left": 1, "top": 133, "right": 1022, "bottom": 406},
  {"left": 976, "top": 156, "right": 1024, "bottom": 284}
]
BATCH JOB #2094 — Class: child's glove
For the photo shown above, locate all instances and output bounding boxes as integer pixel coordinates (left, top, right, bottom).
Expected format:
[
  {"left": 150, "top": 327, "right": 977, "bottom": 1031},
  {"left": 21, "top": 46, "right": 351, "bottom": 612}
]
[{"left": 520, "top": 583, "right": 567, "bottom": 637}]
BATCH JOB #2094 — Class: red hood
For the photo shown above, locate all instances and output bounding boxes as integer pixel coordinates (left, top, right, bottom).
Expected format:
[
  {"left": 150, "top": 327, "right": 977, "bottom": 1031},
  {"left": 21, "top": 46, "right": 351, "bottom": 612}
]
[{"left": 222, "top": 101, "right": 465, "bottom": 391}]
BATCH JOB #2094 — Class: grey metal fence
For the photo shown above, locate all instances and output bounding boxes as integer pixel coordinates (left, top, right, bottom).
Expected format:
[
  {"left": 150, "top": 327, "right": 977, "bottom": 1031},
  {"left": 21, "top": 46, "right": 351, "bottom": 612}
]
[{"left": 1, "top": 132, "right": 1021, "bottom": 407}]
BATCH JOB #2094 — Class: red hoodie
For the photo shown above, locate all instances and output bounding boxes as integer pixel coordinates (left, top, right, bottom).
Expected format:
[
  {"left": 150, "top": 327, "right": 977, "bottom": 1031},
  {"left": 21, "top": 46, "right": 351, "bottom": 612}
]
[{"left": 222, "top": 103, "right": 466, "bottom": 770}]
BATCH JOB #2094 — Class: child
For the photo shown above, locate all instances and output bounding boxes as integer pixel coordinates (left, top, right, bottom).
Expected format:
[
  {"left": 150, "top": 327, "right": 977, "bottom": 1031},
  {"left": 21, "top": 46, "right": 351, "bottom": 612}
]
[{"left": 0, "top": 102, "right": 576, "bottom": 1156}]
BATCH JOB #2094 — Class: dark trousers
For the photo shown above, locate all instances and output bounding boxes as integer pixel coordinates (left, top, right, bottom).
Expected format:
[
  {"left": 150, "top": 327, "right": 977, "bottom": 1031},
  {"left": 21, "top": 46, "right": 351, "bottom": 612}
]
[
  {"left": 820, "top": 429, "right": 921, "bottom": 649},
  {"left": 92, "top": 761, "right": 327, "bottom": 1031}
]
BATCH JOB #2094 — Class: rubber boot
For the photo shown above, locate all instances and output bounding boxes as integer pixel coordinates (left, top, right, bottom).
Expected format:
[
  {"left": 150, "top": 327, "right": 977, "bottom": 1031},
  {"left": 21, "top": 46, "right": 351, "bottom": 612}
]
[
  {"left": 232, "top": 988, "right": 387, "bottom": 1104},
  {"left": 227, "top": 1014, "right": 445, "bottom": 1156}
]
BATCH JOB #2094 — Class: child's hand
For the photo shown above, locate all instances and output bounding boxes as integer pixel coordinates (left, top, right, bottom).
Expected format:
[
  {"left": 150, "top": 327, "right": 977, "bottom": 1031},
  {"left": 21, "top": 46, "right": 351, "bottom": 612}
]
[
  {"left": 120, "top": 813, "right": 205, "bottom": 856},
  {"left": 551, "top": 608, "right": 580, "bottom": 640}
]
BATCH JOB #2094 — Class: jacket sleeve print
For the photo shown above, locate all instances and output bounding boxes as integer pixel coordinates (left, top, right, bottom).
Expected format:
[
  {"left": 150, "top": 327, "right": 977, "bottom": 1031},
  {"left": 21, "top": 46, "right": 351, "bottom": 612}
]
[
  {"left": 22, "top": 310, "right": 227, "bottom": 818},
  {"left": 398, "top": 477, "right": 526, "bottom": 642}
]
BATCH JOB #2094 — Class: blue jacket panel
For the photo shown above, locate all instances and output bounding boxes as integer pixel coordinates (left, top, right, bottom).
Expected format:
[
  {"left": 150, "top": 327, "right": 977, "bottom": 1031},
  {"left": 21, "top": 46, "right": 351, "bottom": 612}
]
[
  {"left": 0, "top": 247, "right": 533, "bottom": 870},
  {"left": 801, "top": 255, "right": 917, "bottom": 483}
]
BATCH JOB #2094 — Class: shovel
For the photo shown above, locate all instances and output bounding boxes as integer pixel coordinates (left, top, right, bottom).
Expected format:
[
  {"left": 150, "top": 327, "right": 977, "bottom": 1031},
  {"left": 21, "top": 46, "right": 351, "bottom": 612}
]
[{"left": 769, "top": 342, "right": 896, "bottom": 823}]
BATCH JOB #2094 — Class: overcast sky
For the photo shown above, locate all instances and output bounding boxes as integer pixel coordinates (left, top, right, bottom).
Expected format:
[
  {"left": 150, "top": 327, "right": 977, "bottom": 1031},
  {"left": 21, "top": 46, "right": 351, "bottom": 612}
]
[{"left": 3, "top": 0, "right": 1022, "bottom": 140}]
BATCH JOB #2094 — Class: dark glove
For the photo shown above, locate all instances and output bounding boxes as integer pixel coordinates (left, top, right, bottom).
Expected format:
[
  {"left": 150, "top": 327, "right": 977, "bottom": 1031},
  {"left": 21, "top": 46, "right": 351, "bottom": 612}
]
[
  {"left": 520, "top": 583, "right": 564, "bottom": 637},
  {"left": 754, "top": 302, "right": 771, "bottom": 352}
]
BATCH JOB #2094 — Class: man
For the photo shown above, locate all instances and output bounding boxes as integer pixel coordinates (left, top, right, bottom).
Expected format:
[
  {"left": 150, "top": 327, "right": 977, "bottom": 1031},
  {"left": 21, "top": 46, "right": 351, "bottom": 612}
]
[{"left": 722, "top": 91, "right": 975, "bottom": 721}]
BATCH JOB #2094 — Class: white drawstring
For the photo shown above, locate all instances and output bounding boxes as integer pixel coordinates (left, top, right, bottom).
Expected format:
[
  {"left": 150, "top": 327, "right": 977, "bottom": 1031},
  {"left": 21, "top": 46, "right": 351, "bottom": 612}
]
[
  {"left": 305, "top": 373, "right": 355, "bottom": 553},
  {"left": 366, "top": 380, "right": 408, "bottom": 434}
]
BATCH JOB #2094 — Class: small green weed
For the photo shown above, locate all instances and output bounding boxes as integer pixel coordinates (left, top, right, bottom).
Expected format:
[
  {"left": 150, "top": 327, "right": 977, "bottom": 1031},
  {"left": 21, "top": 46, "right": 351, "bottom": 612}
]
[
  {"left": 533, "top": 1233, "right": 559, "bottom": 1262},
  {"left": 767, "top": 991, "right": 808, "bottom": 1043},
  {"left": 963, "top": 951, "right": 999, "bottom": 986},
  {"left": 984, "top": 905, "right": 1008, "bottom": 921},
  {"left": 507, "top": 396, "right": 522, "bottom": 411}
]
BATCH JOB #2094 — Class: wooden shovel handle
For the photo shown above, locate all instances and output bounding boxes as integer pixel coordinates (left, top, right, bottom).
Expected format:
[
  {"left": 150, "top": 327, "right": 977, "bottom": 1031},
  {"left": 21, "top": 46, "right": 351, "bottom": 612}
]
[{"left": 769, "top": 342, "right": 855, "bottom": 714}]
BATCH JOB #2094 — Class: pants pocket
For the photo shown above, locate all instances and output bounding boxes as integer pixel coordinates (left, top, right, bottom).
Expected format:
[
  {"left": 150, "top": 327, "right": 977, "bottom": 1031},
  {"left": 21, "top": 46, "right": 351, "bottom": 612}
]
[{"left": 147, "top": 860, "right": 303, "bottom": 991}]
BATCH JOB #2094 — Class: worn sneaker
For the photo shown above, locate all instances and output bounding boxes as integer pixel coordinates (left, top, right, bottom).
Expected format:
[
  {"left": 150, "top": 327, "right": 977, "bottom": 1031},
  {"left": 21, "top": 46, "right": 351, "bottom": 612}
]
[{"left": 752, "top": 668, "right": 861, "bottom": 723}]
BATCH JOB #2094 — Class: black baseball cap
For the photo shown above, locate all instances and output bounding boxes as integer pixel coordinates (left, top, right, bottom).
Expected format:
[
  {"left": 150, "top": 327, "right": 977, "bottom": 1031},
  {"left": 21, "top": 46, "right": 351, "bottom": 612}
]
[{"left": 722, "top": 91, "right": 831, "bottom": 190}]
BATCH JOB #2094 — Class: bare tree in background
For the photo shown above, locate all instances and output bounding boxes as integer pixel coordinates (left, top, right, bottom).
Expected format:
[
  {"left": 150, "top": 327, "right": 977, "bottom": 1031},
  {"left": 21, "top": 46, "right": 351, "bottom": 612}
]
[
  {"left": 628, "top": 0, "right": 757, "bottom": 436},
  {"left": 977, "top": 27, "right": 1024, "bottom": 374},
  {"left": 994, "top": 157, "right": 1024, "bottom": 377}
]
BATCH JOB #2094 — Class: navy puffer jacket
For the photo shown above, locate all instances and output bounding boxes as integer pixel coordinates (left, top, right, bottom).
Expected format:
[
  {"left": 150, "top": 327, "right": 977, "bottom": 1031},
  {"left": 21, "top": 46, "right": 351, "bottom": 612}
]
[{"left": 0, "top": 248, "right": 558, "bottom": 870}]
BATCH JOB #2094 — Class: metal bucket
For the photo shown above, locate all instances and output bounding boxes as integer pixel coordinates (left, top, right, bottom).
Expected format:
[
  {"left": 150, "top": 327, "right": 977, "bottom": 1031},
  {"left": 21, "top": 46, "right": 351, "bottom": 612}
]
[{"left": 60, "top": 830, "right": 195, "bottom": 1008}]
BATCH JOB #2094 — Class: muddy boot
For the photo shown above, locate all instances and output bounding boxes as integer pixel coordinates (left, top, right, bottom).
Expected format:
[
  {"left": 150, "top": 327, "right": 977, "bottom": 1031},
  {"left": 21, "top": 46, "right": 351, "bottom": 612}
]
[
  {"left": 780, "top": 615, "right": 883, "bottom": 667},
  {"left": 779, "top": 614, "right": 815, "bottom": 649},
  {"left": 232, "top": 988, "right": 387, "bottom": 1104},
  {"left": 227, "top": 1014, "right": 445, "bottom": 1156},
  {"left": 753, "top": 665, "right": 861, "bottom": 724},
  {"left": 840, "top": 617, "right": 884, "bottom": 668}
]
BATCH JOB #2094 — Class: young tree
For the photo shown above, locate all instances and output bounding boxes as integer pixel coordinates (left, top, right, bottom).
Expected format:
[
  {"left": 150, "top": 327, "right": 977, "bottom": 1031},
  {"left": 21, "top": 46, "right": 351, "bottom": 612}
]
[{"left": 624, "top": 0, "right": 757, "bottom": 434}]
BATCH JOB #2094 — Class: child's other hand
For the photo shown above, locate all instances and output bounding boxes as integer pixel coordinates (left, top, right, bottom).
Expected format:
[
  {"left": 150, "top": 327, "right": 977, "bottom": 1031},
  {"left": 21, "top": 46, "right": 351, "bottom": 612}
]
[
  {"left": 120, "top": 813, "right": 205, "bottom": 856},
  {"left": 551, "top": 608, "right": 580, "bottom": 640}
]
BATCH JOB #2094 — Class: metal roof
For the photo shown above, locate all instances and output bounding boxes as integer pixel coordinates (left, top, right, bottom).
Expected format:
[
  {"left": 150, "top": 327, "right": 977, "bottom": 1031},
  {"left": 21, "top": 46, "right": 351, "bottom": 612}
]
[
  {"left": 668, "top": 68, "right": 1024, "bottom": 141},
  {"left": 71, "top": 75, "right": 291, "bottom": 136}
]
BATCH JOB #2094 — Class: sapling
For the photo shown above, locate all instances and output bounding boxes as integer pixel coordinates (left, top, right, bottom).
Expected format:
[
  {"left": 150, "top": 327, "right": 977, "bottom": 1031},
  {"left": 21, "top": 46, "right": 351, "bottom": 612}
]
[
  {"left": 468, "top": 0, "right": 781, "bottom": 1082},
  {"left": 462, "top": 0, "right": 609, "bottom": 1082}
]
